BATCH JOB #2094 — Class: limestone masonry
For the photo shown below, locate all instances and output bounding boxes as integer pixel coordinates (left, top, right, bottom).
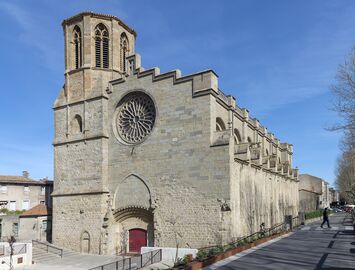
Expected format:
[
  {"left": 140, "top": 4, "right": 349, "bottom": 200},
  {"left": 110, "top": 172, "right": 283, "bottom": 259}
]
[{"left": 52, "top": 12, "right": 299, "bottom": 255}]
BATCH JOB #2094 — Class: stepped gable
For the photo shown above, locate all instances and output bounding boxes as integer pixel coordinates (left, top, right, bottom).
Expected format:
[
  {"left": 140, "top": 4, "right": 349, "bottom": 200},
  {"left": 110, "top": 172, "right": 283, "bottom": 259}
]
[{"left": 110, "top": 54, "right": 293, "bottom": 150}]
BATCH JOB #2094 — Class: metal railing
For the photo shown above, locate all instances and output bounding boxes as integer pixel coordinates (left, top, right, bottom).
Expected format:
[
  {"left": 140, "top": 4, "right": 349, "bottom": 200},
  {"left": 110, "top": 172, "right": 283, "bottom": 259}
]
[
  {"left": 198, "top": 219, "right": 292, "bottom": 254},
  {"left": 32, "top": 240, "right": 63, "bottom": 258},
  {"left": 88, "top": 249, "right": 162, "bottom": 270},
  {"left": 0, "top": 243, "right": 27, "bottom": 257}
]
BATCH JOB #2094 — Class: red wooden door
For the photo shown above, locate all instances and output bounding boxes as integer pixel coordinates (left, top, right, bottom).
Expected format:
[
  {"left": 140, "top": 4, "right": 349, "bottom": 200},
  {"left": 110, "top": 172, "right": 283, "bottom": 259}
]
[{"left": 129, "top": 229, "right": 147, "bottom": 253}]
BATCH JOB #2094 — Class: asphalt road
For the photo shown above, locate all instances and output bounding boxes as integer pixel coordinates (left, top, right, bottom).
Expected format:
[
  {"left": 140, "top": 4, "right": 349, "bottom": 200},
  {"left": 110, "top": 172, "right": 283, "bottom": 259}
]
[{"left": 213, "top": 212, "right": 355, "bottom": 270}]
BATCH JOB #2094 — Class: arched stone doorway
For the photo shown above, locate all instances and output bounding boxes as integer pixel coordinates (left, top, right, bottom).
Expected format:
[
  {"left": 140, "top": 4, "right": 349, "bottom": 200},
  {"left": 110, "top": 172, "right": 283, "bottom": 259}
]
[
  {"left": 81, "top": 231, "right": 90, "bottom": 253},
  {"left": 113, "top": 206, "right": 154, "bottom": 253},
  {"left": 113, "top": 174, "right": 154, "bottom": 254}
]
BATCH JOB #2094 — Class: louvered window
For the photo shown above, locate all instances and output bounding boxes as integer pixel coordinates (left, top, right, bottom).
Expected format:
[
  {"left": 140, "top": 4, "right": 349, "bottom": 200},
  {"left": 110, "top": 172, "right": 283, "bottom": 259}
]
[
  {"left": 95, "top": 24, "right": 109, "bottom": 69},
  {"left": 73, "top": 26, "right": 82, "bottom": 69},
  {"left": 120, "top": 33, "right": 129, "bottom": 72},
  {"left": 103, "top": 35, "right": 109, "bottom": 68},
  {"left": 95, "top": 35, "right": 101, "bottom": 68}
]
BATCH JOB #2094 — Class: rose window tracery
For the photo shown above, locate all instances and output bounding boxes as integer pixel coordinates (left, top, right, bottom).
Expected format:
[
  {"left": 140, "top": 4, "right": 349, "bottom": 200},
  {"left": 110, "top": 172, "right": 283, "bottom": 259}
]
[{"left": 116, "top": 93, "right": 156, "bottom": 144}]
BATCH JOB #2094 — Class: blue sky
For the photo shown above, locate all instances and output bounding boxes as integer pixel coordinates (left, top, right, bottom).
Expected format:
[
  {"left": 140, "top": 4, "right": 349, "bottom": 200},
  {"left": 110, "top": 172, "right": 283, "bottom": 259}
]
[{"left": 0, "top": 0, "right": 354, "bottom": 185}]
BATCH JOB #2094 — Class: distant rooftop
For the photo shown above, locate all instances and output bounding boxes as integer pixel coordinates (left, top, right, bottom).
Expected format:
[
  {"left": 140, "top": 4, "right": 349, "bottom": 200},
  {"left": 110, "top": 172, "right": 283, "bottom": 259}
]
[{"left": 0, "top": 171, "right": 53, "bottom": 185}]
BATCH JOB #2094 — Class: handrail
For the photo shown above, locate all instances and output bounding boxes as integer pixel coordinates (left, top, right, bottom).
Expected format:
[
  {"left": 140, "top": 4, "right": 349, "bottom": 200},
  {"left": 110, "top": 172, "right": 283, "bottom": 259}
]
[
  {"left": 88, "top": 249, "right": 162, "bottom": 270},
  {"left": 198, "top": 219, "right": 291, "bottom": 252},
  {"left": 32, "top": 240, "right": 63, "bottom": 258}
]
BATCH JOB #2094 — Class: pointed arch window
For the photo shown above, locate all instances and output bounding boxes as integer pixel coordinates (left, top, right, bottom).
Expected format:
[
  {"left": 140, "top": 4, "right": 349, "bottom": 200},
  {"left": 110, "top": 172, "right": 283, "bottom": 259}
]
[
  {"left": 73, "top": 26, "right": 82, "bottom": 69},
  {"left": 120, "top": 33, "right": 129, "bottom": 72},
  {"left": 95, "top": 24, "right": 109, "bottom": 68}
]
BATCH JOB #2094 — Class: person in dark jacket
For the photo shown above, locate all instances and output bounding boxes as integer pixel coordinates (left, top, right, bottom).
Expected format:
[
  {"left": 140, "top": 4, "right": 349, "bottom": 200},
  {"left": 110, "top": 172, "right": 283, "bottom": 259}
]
[{"left": 320, "top": 207, "right": 331, "bottom": 228}]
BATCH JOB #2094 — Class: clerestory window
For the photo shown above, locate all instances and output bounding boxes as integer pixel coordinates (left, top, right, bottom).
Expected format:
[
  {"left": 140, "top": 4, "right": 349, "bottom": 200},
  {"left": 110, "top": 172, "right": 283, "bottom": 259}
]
[{"left": 95, "top": 24, "right": 109, "bottom": 68}]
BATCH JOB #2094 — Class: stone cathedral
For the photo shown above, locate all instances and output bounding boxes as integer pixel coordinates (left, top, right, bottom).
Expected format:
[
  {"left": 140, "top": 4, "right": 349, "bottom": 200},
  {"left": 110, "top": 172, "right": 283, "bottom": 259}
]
[{"left": 52, "top": 12, "right": 299, "bottom": 255}]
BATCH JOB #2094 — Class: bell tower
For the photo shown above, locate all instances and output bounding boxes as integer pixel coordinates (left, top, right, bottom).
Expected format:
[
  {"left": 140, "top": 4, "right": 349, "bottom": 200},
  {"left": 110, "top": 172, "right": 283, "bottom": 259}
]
[
  {"left": 61, "top": 12, "right": 136, "bottom": 103},
  {"left": 52, "top": 12, "right": 136, "bottom": 254}
]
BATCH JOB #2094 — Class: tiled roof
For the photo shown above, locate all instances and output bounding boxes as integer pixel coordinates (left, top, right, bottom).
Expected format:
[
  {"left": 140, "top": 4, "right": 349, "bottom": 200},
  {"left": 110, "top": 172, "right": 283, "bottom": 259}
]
[
  {"left": 0, "top": 175, "right": 53, "bottom": 185},
  {"left": 20, "top": 204, "right": 51, "bottom": 217}
]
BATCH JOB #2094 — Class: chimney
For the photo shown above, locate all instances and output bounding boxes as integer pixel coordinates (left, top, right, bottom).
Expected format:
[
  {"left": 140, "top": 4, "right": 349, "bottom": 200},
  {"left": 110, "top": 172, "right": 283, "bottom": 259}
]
[{"left": 22, "top": 171, "right": 29, "bottom": 178}]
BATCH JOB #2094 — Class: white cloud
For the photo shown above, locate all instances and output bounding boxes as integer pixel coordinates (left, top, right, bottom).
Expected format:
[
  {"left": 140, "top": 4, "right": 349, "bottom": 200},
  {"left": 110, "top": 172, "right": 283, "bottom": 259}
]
[{"left": 0, "top": 1, "right": 61, "bottom": 72}]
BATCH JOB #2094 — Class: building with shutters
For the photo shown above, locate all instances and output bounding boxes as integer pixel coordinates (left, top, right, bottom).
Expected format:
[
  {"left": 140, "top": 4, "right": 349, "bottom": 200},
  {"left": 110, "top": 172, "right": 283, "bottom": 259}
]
[
  {"left": 0, "top": 172, "right": 53, "bottom": 212},
  {"left": 52, "top": 12, "right": 299, "bottom": 255}
]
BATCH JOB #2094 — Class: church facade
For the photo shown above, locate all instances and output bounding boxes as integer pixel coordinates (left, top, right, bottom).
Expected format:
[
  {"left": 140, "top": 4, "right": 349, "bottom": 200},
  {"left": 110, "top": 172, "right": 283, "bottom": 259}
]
[{"left": 52, "top": 12, "right": 299, "bottom": 255}]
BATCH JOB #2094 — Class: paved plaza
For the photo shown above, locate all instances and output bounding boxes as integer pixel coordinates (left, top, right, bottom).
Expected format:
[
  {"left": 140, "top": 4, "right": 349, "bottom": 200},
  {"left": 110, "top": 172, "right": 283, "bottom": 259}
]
[
  {"left": 206, "top": 212, "right": 355, "bottom": 270},
  {"left": 13, "top": 212, "right": 354, "bottom": 270}
]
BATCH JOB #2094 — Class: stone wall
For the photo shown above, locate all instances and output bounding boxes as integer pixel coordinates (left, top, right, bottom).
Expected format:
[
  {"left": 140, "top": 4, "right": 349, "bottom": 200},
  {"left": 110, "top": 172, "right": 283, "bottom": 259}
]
[
  {"left": 299, "top": 190, "right": 319, "bottom": 212},
  {"left": 52, "top": 193, "right": 108, "bottom": 253},
  {"left": 107, "top": 74, "right": 231, "bottom": 250},
  {"left": 231, "top": 162, "right": 299, "bottom": 238}
]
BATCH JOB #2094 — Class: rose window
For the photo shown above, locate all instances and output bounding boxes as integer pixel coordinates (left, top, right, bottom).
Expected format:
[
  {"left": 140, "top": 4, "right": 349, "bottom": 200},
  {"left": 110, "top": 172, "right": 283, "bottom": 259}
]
[{"left": 116, "top": 92, "right": 156, "bottom": 144}]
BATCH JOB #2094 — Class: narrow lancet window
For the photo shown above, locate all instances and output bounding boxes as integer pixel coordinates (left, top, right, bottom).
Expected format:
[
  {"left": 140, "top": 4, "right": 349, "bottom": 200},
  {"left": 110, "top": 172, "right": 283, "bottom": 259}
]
[
  {"left": 120, "top": 33, "right": 129, "bottom": 72},
  {"left": 94, "top": 24, "right": 109, "bottom": 68},
  {"left": 73, "top": 26, "right": 82, "bottom": 69}
]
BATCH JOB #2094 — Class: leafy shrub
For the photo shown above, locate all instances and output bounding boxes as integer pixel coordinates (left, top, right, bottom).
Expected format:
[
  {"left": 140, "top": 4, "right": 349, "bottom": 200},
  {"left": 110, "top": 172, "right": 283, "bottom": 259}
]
[
  {"left": 224, "top": 244, "right": 235, "bottom": 251},
  {"left": 251, "top": 235, "right": 258, "bottom": 242},
  {"left": 196, "top": 249, "right": 209, "bottom": 261},
  {"left": 183, "top": 254, "right": 192, "bottom": 264},
  {"left": 0, "top": 209, "right": 24, "bottom": 215},
  {"left": 305, "top": 210, "right": 323, "bottom": 220},
  {"left": 174, "top": 257, "right": 186, "bottom": 267},
  {"left": 207, "top": 246, "right": 224, "bottom": 257},
  {"left": 238, "top": 239, "right": 246, "bottom": 245}
]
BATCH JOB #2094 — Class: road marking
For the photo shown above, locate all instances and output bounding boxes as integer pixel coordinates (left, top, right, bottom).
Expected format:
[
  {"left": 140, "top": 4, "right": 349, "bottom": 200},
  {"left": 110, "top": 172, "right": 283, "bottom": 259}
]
[
  {"left": 202, "top": 232, "right": 294, "bottom": 270},
  {"left": 345, "top": 226, "right": 353, "bottom": 231},
  {"left": 315, "top": 227, "right": 323, "bottom": 230},
  {"left": 301, "top": 226, "right": 311, "bottom": 230},
  {"left": 330, "top": 227, "right": 339, "bottom": 230}
]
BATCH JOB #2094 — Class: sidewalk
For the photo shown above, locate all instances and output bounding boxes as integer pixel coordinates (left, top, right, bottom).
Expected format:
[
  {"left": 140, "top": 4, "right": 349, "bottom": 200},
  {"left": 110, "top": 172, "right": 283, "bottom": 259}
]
[{"left": 205, "top": 212, "right": 355, "bottom": 270}]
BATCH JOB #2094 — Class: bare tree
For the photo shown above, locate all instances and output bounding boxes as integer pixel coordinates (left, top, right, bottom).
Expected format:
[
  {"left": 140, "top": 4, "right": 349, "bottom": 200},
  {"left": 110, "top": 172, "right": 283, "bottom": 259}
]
[
  {"left": 335, "top": 140, "right": 355, "bottom": 204},
  {"left": 167, "top": 216, "right": 183, "bottom": 265},
  {"left": 330, "top": 46, "right": 355, "bottom": 203},
  {"left": 330, "top": 46, "right": 355, "bottom": 133}
]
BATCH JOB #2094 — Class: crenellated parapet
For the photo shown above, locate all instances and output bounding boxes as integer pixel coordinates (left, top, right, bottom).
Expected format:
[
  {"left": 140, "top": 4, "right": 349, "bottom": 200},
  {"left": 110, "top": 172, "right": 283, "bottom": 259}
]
[{"left": 107, "top": 53, "right": 298, "bottom": 181}]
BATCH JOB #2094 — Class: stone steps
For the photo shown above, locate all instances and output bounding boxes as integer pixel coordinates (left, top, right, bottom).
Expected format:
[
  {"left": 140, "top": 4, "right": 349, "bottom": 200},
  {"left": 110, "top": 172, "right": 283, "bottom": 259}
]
[{"left": 32, "top": 246, "right": 62, "bottom": 263}]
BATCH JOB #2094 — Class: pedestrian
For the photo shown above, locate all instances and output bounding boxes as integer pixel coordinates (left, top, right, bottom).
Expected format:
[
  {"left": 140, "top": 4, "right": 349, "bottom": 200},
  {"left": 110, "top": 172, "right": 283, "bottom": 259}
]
[{"left": 320, "top": 207, "right": 331, "bottom": 228}]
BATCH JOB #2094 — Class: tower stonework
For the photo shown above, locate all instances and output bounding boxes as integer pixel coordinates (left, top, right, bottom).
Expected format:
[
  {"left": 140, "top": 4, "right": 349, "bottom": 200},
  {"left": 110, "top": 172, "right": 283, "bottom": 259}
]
[
  {"left": 53, "top": 12, "right": 299, "bottom": 255},
  {"left": 52, "top": 12, "right": 136, "bottom": 253}
]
